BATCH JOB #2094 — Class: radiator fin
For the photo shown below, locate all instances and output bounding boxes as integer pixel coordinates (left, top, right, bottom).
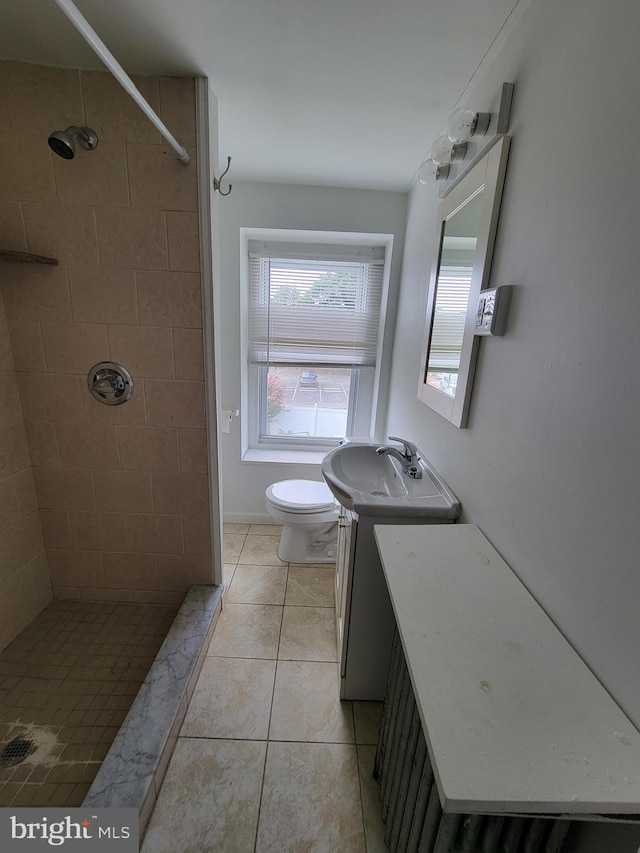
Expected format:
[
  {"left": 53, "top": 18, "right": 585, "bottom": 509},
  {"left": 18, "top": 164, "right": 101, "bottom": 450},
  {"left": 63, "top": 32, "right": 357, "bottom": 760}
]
[{"left": 375, "top": 628, "right": 573, "bottom": 853}]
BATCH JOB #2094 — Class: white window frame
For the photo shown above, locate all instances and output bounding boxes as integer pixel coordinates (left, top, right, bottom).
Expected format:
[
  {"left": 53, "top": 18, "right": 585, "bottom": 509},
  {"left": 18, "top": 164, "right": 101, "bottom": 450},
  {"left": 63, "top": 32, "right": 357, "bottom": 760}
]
[{"left": 240, "top": 228, "right": 394, "bottom": 459}]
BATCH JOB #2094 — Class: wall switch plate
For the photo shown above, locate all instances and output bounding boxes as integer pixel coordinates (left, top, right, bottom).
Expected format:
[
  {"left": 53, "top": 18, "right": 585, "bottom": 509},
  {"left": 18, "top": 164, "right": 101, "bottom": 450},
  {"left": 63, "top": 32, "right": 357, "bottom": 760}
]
[{"left": 475, "top": 284, "right": 512, "bottom": 336}]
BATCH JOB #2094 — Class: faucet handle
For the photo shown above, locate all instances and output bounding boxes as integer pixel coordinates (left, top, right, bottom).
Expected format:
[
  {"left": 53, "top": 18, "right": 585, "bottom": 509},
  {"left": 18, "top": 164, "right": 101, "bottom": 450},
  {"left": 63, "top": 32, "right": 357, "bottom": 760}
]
[{"left": 387, "top": 436, "right": 418, "bottom": 461}]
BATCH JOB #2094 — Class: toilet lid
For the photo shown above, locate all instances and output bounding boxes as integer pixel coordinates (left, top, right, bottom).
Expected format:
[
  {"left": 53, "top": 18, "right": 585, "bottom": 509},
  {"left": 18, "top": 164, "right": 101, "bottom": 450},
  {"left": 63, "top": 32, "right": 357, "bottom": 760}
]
[{"left": 268, "top": 480, "right": 335, "bottom": 512}]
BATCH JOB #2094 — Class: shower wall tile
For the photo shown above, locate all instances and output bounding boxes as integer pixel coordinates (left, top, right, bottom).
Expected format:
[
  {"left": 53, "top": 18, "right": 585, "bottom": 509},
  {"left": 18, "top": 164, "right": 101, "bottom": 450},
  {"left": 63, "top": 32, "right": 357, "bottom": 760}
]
[
  {"left": 0, "top": 264, "right": 72, "bottom": 321},
  {"left": 0, "top": 423, "right": 31, "bottom": 481},
  {"left": 68, "top": 267, "right": 138, "bottom": 324},
  {"left": 182, "top": 515, "right": 212, "bottom": 556},
  {"left": 40, "top": 509, "right": 73, "bottom": 550},
  {"left": 0, "top": 480, "right": 20, "bottom": 533},
  {"left": 0, "top": 512, "right": 46, "bottom": 582},
  {"left": 95, "top": 208, "right": 168, "bottom": 270},
  {"left": 34, "top": 468, "right": 95, "bottom": 511},
  {"left": 146, "top": 380, "right": 206, "bottom": 429},
  {"left": 18, "top": 373, "right": 85, "bottom": 422},
  {"left": 23, "top": 203, "right": 99, "bottom": 266},
  {"left": 157, "top": 554, "right": 212, "bottom": 590},
  {"left": 167, "top": 211, "right": 200, "bottom": 273},
  {"left": 7, "top": 320, "right": 46, "bottom": 372},
  {"left": 0, "top": 564, "right": 40, "bottom": 633},
  {"left": 54, "top": 142, "right": 130, "bottom": 208},
  {"left": 83, "top": 378, "right": 148, "bottom": 427},
  {"left": 0, "top": 88, "right": 7, "bottom": 130},
  {"left": 174, "top": 328, "right": 205, "bottom": 380},
  {"left": 103, "top": 553, "right": 159, "bottom": 590},
  {"left": 0, "top": 134, "right": 56, "bottom": 203},
  {"left": 151, "top": 472, "right": 210, "bottom": 517},
  {"left": 81, "top": 72, "right": 163, "bottom": 145},
  {"left": 177, "top": 429, "right": 208, "bottom": 474},
  {"left": 159, "top": 77, "right": 197, "bottom": 148},
  {"left": 41, "top": 321, "right": 109, "bottom": 374},
  {"left": 107, "top": 325, "right": 174, "bottom": 379},
  {"left": 117, "top": 426, "right": 179, "bottom": 473},
  {"left": 127, "top": 144, "right": 198, "bottom": 212},
  {"left": 24, "top": 421, "right": 60, "bottom": 468},
  {"left": 47, "top": 549, "right": 104, "bottom": 588},
  {"left": 68, "top": 511, "right": 127, "bottom": 552},
  {"left": 79, "top": 586, "right": 134, "bottom": 602},
  {"left": 2, "top": 62, "right": 83, "bottom": 137},
  {"left": 125, "top": 513, "right": 183, "bottom": 556},
  {"left": 13, "top": 469, "right": 39, "bottom": 518},
  {"left": 51, "top": 587, "right": 80, "bottom": 599},
  {"left": 0, "top": 201, "right": 27, "bottom": 251},
  {"left": 0, "top": 319, "right": 14, "bottom": 373},
  {"left": 0, "top": 60, "right": 211, "bottom": 605},
  {"left": 93, "top": 470, "right": 153, "bottom": 514},
  {"left": 0, "top": 373, "right": 24, "bottom": 429},
  {"left": 136, "top": 271, "right": 202, "bottom": 328},
  {"left": 28, "top": 551, "right": 53, "bottom": 610},
  {"left": 56, "top": 423, "right": 120, "bottom": 470}
]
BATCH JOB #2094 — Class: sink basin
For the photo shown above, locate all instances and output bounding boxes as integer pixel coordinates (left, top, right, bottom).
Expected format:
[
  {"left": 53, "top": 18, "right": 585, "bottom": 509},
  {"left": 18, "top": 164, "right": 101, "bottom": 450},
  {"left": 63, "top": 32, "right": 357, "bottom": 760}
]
[{"left": 321, "top": 442, "right": 460, "bottom": 518}]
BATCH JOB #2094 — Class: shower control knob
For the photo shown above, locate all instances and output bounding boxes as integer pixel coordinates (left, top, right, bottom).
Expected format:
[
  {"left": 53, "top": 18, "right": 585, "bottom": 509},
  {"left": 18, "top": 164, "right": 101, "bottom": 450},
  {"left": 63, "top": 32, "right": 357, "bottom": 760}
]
[{"left": 88, "top": 362, "right": 133, "bottom": 406}]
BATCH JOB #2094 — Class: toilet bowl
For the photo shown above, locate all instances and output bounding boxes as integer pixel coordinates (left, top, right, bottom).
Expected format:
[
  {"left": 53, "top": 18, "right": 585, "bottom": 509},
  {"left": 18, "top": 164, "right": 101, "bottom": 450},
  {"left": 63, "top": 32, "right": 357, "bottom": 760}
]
[{"left": 265, "top": 479, "right": 339, "bottom": 563}]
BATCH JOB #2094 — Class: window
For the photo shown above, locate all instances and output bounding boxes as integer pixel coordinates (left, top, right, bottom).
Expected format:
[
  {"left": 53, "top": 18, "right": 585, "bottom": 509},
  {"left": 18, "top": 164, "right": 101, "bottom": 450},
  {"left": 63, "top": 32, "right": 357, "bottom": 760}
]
[{"left": 244, "top": 235, "right": 390, "bottom": 453}]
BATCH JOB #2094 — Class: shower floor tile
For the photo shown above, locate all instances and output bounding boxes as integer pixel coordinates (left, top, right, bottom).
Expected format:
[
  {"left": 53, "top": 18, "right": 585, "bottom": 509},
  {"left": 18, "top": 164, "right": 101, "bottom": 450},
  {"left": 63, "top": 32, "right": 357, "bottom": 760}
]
[{"left": 0, "top": 598, "right": 177, "bottom": 807}]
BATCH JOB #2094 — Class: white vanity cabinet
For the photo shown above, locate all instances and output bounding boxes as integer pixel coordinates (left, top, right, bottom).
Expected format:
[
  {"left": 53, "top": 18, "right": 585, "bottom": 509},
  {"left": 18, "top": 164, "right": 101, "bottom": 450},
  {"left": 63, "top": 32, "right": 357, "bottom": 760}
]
[
  {"left": 335, "top": 509, "right": 458, "bottom": 700},
  {"left": 334, "top": 505, "right": 355, "bottom": 666}
]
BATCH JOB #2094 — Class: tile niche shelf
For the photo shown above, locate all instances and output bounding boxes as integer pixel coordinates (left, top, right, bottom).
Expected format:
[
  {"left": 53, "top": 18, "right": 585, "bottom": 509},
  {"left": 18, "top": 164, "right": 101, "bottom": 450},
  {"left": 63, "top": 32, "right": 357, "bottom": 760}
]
[{"left": 0, "top": 250, "right": 58, "bottom": 264}]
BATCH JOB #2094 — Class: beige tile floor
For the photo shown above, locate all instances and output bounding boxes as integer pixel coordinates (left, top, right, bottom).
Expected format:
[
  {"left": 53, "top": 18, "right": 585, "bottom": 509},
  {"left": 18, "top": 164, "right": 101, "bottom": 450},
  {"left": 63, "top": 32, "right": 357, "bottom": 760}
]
[{"left": 143, "top": 524, "right": 389, "bottom": 853}]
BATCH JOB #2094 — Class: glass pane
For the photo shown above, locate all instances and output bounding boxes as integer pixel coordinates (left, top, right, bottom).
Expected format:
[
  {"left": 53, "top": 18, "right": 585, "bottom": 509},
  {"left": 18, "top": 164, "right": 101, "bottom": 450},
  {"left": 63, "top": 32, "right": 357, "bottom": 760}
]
[
  {"left": 263, "top": 366, "right": 352, "bottom": 439},
  {"left": 426, "top": 188, "right": 484, "bottom": 398}
]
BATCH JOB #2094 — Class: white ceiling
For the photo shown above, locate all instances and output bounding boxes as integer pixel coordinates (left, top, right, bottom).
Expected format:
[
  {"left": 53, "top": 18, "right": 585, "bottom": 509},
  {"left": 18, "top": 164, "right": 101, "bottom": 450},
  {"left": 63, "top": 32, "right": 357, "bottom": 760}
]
[{"left": 0, "top": 0, "right": 520, "bottom": 190}]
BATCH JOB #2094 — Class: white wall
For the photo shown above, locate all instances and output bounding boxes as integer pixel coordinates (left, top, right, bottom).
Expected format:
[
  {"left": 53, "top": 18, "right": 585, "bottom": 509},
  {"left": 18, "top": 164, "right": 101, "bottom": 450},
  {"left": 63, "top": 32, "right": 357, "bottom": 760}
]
[
  {"left": 387, "top": 1, "right": 640, "bottom": 847},
  {"left": 219, "top": 182, "right": 407, "bottom": 521}
]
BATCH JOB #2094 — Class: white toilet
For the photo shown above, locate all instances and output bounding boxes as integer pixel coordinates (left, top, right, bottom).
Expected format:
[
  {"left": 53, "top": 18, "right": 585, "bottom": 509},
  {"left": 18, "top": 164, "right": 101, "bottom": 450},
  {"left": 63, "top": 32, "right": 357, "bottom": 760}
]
[{"left": 265, "top": 479, "right": 339, "bottom": 563}]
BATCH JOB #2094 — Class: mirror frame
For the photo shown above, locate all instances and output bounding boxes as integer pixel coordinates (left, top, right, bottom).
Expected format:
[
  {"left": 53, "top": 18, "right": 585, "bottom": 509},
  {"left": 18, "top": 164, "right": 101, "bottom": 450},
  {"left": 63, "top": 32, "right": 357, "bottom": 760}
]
[{"left": 417, "top": 134, "right": 511, "bottom": 427}]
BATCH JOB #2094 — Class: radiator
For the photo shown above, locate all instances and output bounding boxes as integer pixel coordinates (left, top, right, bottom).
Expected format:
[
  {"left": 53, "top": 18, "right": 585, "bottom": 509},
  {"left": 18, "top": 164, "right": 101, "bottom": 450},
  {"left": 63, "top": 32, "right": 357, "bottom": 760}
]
[{"left": 374, "top": 631, "right": 573, "bottom": 853}]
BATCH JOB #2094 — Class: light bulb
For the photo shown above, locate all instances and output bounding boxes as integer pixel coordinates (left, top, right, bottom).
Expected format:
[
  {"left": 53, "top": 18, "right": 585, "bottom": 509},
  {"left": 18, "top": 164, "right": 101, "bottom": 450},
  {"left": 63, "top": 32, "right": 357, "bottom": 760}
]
[
  {"left": 418, "top": 159, "right": 449, "bottom": 184},
  {"left": 429, "top": 135, "right": 455, "bottom": 167},
  {"left": 447, "top": 108, "right": 491, "bottom": 143},
  {"left": 429, "top": 134, "right": 466, "bottom": 167}
]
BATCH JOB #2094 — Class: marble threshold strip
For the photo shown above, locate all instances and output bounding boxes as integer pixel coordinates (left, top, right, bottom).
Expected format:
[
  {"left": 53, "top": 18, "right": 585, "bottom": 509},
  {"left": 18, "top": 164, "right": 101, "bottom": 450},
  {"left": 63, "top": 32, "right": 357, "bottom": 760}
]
[{"left": 82, "top": 585, "right": 223, "bottom": 832}]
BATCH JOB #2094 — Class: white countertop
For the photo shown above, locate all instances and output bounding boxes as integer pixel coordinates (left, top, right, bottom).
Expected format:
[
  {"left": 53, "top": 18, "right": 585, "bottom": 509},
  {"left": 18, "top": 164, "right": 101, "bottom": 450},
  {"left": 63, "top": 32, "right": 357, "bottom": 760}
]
[{"left": 374, "top": 523, "right": 640, "bottom": 817}]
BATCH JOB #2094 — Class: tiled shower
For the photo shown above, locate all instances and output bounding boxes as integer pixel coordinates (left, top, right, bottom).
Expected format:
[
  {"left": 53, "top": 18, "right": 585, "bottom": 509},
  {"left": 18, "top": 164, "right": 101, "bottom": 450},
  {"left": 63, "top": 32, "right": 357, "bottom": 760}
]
[{"left": 0, "top": 59, "right": 213, "bottom": 805}]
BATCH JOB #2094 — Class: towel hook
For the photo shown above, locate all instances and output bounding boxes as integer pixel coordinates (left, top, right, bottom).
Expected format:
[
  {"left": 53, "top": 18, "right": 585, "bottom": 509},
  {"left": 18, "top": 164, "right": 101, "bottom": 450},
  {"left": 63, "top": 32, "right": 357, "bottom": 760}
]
[{"left": 214, "top": 156, "right": 233, "bottom": 196}]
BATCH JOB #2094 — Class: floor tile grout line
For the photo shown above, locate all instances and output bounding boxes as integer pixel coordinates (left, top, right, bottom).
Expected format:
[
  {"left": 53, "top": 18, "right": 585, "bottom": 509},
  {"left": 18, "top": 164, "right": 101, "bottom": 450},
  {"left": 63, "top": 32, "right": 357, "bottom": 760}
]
[
  {"left": 253, "top": 729, "right": 271, "bottom": 852},
  {"left": 354, "top": 742, "right": 371, "bottom": 853}
]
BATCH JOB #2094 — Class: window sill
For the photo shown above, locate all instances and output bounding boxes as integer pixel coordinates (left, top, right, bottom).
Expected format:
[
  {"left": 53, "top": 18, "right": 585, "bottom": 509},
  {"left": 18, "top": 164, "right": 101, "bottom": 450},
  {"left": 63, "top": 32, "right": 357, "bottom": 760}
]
[{"left": 242, "top": 448, "right": 327, "bottom": 465}]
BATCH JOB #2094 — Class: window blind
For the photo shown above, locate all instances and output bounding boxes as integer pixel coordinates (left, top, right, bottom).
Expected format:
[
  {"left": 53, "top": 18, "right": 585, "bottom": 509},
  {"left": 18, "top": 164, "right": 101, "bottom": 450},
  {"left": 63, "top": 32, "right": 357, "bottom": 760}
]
[
  {"left": 248, "top": 243, "right": 385, "bottom": 367},
  {"left": 427, "top": 265, "right": 472, "bottom": 371}
]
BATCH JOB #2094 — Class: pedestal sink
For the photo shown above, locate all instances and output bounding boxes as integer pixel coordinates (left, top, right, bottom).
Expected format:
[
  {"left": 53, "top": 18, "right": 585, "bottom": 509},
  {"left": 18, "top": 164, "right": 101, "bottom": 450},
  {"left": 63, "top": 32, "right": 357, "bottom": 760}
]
[
  {"left": 322, "top": 440, "right": 460, "bottom": 700},
  {"left": 321, "top": 442, "right": 459, "bottom": 518}
]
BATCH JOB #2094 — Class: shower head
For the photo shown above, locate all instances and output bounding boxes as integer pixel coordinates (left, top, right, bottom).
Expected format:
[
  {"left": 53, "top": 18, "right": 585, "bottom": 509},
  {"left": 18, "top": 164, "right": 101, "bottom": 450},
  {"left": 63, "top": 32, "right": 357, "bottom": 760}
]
[{"left": 47, "top": 126, "right": 98, "bottom": 159}]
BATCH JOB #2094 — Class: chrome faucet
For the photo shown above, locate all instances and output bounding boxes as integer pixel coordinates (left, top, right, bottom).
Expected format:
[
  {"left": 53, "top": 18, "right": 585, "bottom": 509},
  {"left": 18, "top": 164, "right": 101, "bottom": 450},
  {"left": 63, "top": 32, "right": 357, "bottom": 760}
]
[{"left": 376, "top": 436, "right": 422, "bottom": 479}]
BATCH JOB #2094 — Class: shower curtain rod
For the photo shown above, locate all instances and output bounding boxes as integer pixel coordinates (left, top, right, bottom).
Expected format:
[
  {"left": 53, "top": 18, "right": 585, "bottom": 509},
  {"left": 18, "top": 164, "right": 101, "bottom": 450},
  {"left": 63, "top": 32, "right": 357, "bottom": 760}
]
[{"left": 53, "top": 0, "right": 191, "bottom": 164}]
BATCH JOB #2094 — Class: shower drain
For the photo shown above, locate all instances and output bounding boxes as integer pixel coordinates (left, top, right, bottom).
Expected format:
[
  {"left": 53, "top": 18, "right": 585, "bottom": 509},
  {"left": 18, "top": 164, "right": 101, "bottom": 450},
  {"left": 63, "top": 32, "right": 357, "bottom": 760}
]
[{"left": 0, "top": 735, "right": 36, "bottom": 768}]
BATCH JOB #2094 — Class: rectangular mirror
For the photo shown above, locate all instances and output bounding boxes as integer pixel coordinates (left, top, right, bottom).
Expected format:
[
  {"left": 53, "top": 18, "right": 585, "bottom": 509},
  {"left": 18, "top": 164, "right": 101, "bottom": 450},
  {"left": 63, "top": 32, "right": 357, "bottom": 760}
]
[{"left": 418, "top": 134, "right": 510, "bottom": 427}]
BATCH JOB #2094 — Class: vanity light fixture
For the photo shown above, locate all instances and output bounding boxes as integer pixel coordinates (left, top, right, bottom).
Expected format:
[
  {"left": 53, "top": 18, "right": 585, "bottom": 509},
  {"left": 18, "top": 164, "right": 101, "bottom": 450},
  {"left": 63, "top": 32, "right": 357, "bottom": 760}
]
[
  {"left": 418, "top": 106, "right": 491, "bottom": 185},
  {"left": 418, "top": 159, "right": 449, "bottom": 185},
  {"left": 417, "top": 134, "right": 464, "bottom": 184},
  {"left": 446, "top": 108, "right": 491, "bottom": 144}
]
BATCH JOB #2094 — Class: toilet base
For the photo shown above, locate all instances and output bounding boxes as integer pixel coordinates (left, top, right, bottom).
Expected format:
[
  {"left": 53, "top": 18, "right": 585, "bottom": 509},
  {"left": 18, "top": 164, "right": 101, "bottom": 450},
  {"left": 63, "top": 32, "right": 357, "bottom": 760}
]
[{"left": 278, "top": 521, "right": 338, "bottom": 563}]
